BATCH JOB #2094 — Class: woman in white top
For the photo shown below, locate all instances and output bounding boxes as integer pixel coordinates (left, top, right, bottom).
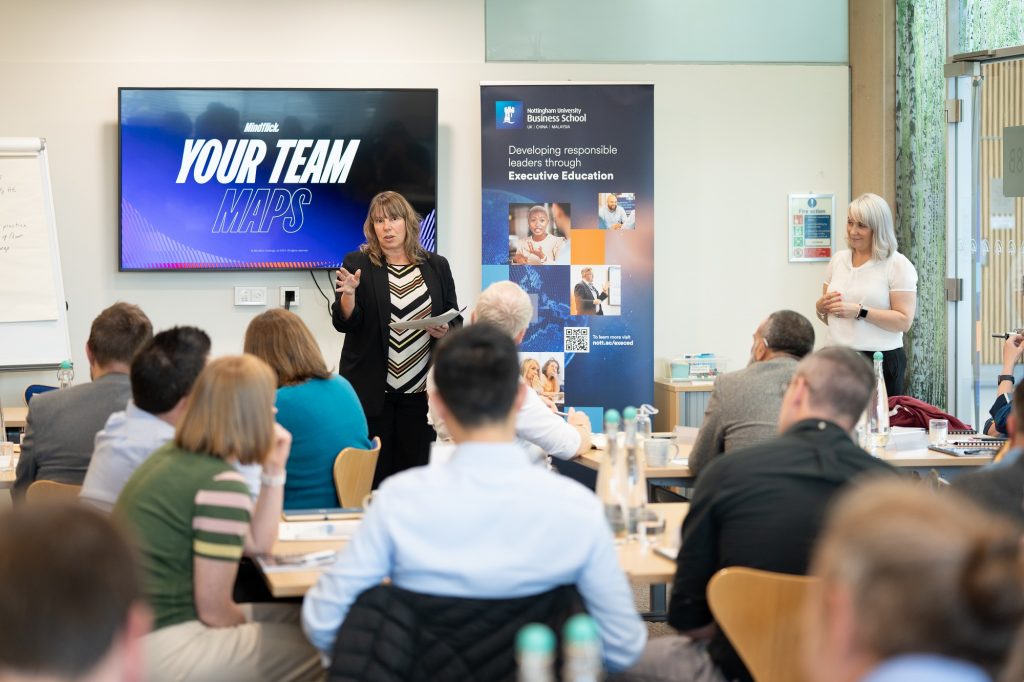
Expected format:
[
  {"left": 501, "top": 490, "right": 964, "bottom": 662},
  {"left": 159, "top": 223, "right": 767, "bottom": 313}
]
[{"left": 815, "top": 193, "right": 917, "bottom": 395}]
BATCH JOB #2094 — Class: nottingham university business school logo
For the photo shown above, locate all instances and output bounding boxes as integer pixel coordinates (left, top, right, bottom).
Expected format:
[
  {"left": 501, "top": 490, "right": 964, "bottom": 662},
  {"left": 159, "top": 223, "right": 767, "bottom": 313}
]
[{"left": 495, "top": 101, "right": 523, "bottom": 129}]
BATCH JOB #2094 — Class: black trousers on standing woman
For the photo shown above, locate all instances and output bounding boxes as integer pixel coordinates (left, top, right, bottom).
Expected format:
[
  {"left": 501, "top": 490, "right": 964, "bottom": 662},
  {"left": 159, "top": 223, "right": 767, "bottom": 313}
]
[
  {"left": 860, "top": 347, "right": 907, "bottom": 397},
  {"left": 368, "top": 391, "right": 436, "bottom": 489}
]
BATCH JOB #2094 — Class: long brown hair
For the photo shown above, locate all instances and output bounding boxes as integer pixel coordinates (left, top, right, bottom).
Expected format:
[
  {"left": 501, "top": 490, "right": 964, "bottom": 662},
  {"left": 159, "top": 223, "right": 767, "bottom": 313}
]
[
  {"left": 244, "top": 309, "right": 330, "bottom": 387},
  {"left": 360, "top": 191, "right": 427, "bottom": 266},
  {"left": 175, "top": 355, "right": 277, "bottom": 466}
]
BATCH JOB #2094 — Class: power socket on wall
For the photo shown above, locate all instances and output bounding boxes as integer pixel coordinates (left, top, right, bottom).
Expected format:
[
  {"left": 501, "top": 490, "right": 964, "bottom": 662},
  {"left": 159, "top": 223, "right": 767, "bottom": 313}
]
[
  {"left": 233, "top": 286, "right": 267, "bottom": 306},
  {"left": 280, "top": 286, "right": 300, "bottom": 307}
]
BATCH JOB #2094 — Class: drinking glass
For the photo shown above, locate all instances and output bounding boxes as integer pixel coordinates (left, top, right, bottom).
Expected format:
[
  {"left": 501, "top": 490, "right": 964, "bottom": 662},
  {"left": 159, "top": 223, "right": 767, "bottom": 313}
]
[
  {"left": 637, "top": 510, "right": 665, "bottom": 548},
  {"left": 928, "top": 419, "right": 949, "bottom": 446}
]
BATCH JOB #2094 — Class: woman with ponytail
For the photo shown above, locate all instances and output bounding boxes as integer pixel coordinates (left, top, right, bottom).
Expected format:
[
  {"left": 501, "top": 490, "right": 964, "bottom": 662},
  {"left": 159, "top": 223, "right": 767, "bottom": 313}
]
[{"left": 802, "top": 479, "right": 1024, "bottom": 682}]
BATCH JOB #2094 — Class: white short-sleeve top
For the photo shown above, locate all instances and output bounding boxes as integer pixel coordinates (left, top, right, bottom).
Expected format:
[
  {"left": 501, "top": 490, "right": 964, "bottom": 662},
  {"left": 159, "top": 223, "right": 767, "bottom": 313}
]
[{"left": 824, "top": 249, "right": 918, "bottom": 351}]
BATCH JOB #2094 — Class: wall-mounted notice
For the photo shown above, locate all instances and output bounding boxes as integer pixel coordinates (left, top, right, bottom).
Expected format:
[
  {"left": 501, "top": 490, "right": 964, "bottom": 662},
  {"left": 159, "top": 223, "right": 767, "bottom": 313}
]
[
  {"left": 0, "top": 149, "right": 58, "bottom": 322},
  {"left": 788, "top": 193, "right": 834, "bottom": 263},
  {"left": 481, "top": 84, "right": 654, "bottom": 422}
]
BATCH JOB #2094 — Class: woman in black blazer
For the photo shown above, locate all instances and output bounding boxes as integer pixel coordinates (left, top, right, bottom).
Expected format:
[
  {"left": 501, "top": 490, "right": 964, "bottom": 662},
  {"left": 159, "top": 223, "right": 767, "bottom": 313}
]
[{"left": 333, "top": 191, "right": 461, "bottom": 486}]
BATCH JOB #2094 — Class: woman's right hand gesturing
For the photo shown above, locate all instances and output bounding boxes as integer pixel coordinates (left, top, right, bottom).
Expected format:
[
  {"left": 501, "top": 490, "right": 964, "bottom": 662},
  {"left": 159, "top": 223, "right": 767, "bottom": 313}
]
[{"left": 335, "top": 267, "right": 362, "bottom": 297}]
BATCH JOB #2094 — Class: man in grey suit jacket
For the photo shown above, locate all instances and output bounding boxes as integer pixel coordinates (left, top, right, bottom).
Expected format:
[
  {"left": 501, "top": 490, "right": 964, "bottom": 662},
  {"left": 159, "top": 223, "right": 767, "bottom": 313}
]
[
  {"left": 688, "top": 310, "right": 815, "bottom": 479},
  {"left": 13, "top": 302, "right": 152, "bottom": 502}
]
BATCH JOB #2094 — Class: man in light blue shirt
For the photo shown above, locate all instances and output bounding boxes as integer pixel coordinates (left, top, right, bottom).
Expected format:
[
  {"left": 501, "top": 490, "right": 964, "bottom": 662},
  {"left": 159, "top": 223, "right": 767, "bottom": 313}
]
[
  {"left": 80, "top": 327, "right": 215, "bottom": 510},
  {"left": 302, "top": 324, "right": 646, "bottom": 671},
  {"left": 598, "top": 192, "right": 633, "bottom": 230}
]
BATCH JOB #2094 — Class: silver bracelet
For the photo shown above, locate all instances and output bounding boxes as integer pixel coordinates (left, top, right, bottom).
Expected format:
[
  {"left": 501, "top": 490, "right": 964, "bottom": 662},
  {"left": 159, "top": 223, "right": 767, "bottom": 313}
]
[{"left": 260, "top": 471, "right": 287, "bottom": 487}]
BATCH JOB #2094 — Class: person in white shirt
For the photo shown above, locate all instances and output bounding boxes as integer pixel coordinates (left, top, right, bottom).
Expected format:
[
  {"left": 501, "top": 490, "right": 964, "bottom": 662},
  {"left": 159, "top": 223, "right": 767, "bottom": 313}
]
[
  {"left": 301, "top": 324, "right": 646, "bottom": 671},
  {"left": 513, "top": 205, "right": 566, "bottom": 265},
  {"left": 815, "top": 193, "right": 917, "bottom": 395},
  {"left": 80, "top": 326, "right": 260, "bottom": 511},
  {"left": 430, "top": 280, "right": 592, "bottom": 459}
]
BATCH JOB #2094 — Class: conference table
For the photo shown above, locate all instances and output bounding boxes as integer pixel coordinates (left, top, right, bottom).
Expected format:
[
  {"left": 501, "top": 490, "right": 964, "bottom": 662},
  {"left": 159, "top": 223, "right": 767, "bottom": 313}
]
[
  {"left": 575, "top": 436, "right": 995, "bottom": 488},
  {"left": 260, "top": 502, "right": 689, "bottom": 618},
  {"left": 1, "top": 406, "right": 28, "bottom": 429}
]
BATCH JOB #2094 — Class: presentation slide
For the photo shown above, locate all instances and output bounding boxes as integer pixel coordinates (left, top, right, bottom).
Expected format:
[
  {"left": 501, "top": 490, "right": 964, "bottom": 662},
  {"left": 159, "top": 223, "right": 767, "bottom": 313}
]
[{"left": 120, "top": 88, "right": 437, "bottom": 271}]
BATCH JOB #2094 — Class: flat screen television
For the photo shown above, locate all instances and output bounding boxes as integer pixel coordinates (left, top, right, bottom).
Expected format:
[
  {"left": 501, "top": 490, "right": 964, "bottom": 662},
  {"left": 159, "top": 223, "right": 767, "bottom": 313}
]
[{"left": 119, "top": 88, "right": 438, "bottom": 271}]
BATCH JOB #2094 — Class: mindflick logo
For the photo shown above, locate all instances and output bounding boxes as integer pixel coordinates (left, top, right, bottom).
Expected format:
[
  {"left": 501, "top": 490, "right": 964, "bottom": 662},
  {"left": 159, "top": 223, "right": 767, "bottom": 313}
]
[{"left": 495, "top": 100, "right": 523, "bottom": 129}]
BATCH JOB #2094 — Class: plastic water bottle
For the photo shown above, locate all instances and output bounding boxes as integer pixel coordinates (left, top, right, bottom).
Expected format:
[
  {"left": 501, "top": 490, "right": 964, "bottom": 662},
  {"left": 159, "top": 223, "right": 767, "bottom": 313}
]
[
  {"left": 516, "top": 623, "right": 555, "bottom": 682},
  {"left": 622, "top": 406, "right": 648, "bottom": 538},
  {"left": 867, "top": 351, "right": 890, "bottom": 452},
  {"left": 562, "top": 614, "right": 603, "bottom": 682},
  {"left": 57, "top": 360, "right": 74, "bottom": 389},
  {"left": 595, "top": 409, "right": 627, "bottom": 541},
  {"left": 635, "top": 404, "right": 656, "bottom": 440}
]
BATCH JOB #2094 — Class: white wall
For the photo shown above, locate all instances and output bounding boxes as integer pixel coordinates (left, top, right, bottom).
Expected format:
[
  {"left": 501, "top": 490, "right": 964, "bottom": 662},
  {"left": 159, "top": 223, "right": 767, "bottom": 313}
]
[{"left": 0, "top": 0, "right": 848, "bottom": 406}]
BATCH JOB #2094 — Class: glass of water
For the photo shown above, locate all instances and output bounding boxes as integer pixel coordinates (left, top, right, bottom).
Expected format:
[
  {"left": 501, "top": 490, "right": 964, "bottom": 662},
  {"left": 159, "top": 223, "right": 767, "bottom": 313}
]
[
  {"left": 637, "top": 509, "right": 665, "bottom": 548},
  {"left": 928, "top": 419, "right": 949, "bottom": 446}
]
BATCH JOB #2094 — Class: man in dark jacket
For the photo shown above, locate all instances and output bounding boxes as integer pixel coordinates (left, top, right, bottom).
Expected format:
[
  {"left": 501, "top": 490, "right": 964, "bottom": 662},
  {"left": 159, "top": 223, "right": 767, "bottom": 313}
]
[{"left": 619, "top": 347, "right": 896, "bottom": 682}]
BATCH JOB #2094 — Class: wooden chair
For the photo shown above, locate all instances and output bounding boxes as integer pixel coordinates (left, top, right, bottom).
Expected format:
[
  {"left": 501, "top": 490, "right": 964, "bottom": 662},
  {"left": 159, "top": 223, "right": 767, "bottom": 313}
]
[
  {"left": 26, "top": 480, "right": 82, "bottom": 504},
  {"left": 333, "top": 436, "right": 381, "bottom": 507},
  {"left": 707, "top": 567, "right": 817, "bottom": 682}
]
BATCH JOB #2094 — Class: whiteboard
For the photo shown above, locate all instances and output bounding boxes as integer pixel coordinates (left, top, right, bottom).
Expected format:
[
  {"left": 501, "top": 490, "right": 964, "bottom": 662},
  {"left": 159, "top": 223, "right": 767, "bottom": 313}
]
[{"left": 0, "top": 138, "right": 71, "bottom": 370}]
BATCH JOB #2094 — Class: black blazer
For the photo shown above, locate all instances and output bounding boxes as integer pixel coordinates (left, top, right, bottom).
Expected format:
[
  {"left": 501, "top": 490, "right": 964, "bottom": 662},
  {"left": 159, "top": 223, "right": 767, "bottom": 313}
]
[
  {"left": 332, "top": 250, "right": 461, "bottom": 417},
  {"left": 574, "top": 280, "right": 607, "bottom": 315}
]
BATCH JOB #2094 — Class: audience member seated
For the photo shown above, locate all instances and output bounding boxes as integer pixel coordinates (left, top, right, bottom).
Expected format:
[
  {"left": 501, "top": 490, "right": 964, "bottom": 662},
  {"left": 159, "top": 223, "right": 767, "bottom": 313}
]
[
  {"left": 245, "top": 309, "right": 373, "bottom": 509},
  {"left": 955, "top": 379, "right": 1024, "bottom": 526},
  {"left": 619, "top": 347, "right": 896, "bottom": 682},
  {"left": 115, "top": 355, "right": 323, "bottom": 682},
  {"left": 14, "top": 302, "right": 153, "bottom": 502},
  {"left": 986, "top": 332, "right": 1024, "bottom": 436},
  {"left": 689, "top": 310, "right": 815, "bottom": 478},
  {"left": 0, "top": 503, "right": 151, "bottom": 682},
  {"left": 429, "top": 281, "right": 591, "bottom": 459},
  {"left": 80, "top": 326, "right": 211, "bottom": 511},
  {"left": 302, "top": 324, "right": 645, "bottom": 671},
  {"left": 802, "top": 479, "right": 1024, "bottom": 682}
]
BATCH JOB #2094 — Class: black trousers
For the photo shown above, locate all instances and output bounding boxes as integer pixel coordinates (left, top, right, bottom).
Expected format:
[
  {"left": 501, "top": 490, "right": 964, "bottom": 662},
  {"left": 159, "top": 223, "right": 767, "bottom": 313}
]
[
  {"left": 368, "top": 391, "right": 435, "bottom": 489},
  {"left": 860, "top": 347, "right": 907, "bottom": 397}
]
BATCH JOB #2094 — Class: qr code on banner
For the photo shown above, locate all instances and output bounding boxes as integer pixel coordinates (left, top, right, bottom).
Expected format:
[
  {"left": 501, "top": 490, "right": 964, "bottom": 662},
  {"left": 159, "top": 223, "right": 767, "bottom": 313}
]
[{"left": 564, "top": 327, "right": 589, "bottom": 353}]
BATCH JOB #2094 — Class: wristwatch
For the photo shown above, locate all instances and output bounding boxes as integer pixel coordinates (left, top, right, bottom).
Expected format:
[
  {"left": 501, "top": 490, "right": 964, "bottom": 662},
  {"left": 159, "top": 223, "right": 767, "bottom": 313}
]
[
  {"left": 857, "top": 306, "right": 868, "bottom": 320},
  {"left": 261, "top": 470, "right": 287, "bottom": 487},
  {"left": 998, "top": 374, "right": 1016, "bottom": 385}
]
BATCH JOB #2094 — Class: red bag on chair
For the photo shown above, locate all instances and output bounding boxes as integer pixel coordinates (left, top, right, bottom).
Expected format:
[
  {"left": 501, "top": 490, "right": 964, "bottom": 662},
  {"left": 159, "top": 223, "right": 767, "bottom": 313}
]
[{"left": 887, "top": 396, "right": 972, "bottom": 431}]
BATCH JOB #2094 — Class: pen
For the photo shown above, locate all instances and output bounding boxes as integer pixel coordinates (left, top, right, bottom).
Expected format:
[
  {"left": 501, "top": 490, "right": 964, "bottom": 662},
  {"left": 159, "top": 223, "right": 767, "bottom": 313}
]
[{"left": 963, "top": 448, "right": 989, "bottom": 455}]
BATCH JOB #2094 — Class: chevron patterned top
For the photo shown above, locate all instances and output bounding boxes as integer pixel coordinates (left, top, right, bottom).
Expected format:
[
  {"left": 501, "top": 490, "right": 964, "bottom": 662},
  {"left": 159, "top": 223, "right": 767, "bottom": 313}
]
[{"left": 387, "top": 263, "right": 431, "bottom": 394}]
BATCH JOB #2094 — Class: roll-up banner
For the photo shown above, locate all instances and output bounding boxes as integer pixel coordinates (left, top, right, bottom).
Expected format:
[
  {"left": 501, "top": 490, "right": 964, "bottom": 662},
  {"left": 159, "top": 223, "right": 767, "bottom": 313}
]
[{"left": 480, "top": 84, "right": 654, "bottom": 425}]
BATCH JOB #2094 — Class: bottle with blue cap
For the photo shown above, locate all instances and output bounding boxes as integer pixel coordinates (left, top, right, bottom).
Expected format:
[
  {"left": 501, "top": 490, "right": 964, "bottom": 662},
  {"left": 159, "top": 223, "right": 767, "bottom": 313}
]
[
  {"left": 57, "top": 360, "right": 74, "bottom": 390},
  {"left": 622, "top": 406, "right": 648, "bottom": 538},
  {"left": 516, "top": 622, "right": 555, "bottom": 682},
  {"left": 866, "top": 351, "right": 890, "bottom": 453},
  {"left": 595, "top": 409, "right": 627, "bottom": 541},
  {"left": 562, "top": 614, "right": 603, "bottom": 681}
]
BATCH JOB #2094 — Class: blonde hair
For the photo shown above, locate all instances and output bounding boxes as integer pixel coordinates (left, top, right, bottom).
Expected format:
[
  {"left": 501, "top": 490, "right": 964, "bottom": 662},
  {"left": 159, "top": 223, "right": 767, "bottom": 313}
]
[
  {"left": 811, "top": 479, "right": 1024, "bottom": 678},
  {"left": 520, "top": 358, "right": 540, "bottom": 381},
  {"left": 244, "top": 309, "right": 330, "bottom": 387},
  {"left": 174, "top": 355, "right": 277, "bottom": 466},
  {"left": 360, "top": 191, "right": 427, "bottom": 267},
  {"left": 475, "top": 281, "right": 533, "bottom": 338},
  {"left": 848, "top": 193, "right": 898, "bottom": 261}
]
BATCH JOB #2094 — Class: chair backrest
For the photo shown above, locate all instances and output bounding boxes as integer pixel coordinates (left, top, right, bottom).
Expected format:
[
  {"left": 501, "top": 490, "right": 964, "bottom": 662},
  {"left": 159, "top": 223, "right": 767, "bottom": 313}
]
[
  {"left": 329, "top": 583, "right": 585, "bottom": 682},
  {"left": 707, "top": 566, "right": 817, "bottom": 682},
  {"left": 333, "top": 436, "right": 381, "bottom": 507},
  {"left": 24, "top": 384, "right": 57, "bottom": 404},
  {"left": 26, "top": 480, "right": 82, "bottom": 504}
]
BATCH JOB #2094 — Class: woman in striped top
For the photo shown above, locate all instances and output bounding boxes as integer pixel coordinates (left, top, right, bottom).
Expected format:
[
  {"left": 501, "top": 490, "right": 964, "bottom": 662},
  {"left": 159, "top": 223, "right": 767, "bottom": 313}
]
[
  {"left": 115, "top": 355, "right": 323, "bottom": 681},
  {"left": 333, "top": 191, "right": 461, "bottom": 487}
]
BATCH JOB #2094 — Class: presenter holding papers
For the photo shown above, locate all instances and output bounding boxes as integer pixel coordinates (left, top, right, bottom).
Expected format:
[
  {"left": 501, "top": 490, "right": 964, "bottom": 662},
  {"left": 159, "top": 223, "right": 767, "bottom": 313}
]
[{"left": 333, "top": 191, "right": 461, "bottom": 487}]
